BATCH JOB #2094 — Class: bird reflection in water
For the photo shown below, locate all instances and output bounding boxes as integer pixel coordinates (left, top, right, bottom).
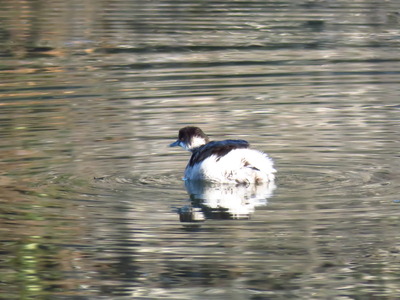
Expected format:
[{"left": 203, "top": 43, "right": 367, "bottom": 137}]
[{"left": 178, "top": 180, "right": 276, "bottom": 224}]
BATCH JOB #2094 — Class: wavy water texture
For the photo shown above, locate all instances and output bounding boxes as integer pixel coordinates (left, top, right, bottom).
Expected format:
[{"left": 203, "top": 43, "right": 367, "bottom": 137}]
[{"left": 0, "top": 0, "right": 400, "bottom": 299}]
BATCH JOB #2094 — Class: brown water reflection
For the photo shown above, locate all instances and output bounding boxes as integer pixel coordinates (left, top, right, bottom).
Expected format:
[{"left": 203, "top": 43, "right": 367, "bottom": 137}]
[{"left": 1, "top": 0, "right": 400, "bottom": 299}]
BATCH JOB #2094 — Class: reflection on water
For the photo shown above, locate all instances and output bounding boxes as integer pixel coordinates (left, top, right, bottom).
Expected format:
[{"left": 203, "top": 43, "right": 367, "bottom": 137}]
[
  {"left": 1, "top": 0, "right": 400, "bottom": 299},
  {"left": 180, "top": 180, "right": 276, "bottom": 222}
]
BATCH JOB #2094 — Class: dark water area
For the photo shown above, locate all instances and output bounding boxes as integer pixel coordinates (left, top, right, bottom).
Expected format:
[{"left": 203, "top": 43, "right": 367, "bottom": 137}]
[{"left": 1, "top": 0, "right": 400, "bottom": 299}]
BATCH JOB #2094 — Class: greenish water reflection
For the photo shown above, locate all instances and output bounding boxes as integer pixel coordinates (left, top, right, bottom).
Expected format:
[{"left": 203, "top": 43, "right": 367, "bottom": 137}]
[{"left": 1, "top": 0, "right": 400, "bottom": 299}]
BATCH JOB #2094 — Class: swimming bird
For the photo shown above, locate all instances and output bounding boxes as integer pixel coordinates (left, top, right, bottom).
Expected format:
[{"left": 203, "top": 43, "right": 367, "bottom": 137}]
[{"left": 170, "top": 126, "right": 276, "bottom": 184}]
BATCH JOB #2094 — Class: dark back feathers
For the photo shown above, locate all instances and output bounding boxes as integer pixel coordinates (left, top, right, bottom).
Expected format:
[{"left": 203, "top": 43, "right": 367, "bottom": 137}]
[{"left": 188, "top": 139, "right": 249, "bottom": 167}]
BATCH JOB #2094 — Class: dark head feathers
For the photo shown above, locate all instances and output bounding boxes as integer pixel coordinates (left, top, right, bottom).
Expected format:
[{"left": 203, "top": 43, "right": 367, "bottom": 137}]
[{"left": 178, "top": 126, "right": 210, "bottom": 144}]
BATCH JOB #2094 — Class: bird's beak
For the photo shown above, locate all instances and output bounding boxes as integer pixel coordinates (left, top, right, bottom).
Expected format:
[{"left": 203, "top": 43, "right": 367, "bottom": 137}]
[{"left": 169, "top": 140, "right": 180, "bottom": 147}]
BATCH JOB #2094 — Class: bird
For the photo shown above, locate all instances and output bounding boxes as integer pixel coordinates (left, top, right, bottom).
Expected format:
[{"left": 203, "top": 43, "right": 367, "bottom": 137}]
[{"left": 170, "top": 126, "right": 276, "bottom": 184}]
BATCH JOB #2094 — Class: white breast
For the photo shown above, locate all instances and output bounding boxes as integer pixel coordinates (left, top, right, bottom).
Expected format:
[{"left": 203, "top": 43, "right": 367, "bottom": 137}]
[{"left": 184, "top": 148, "right": 276, "bottom": 184}]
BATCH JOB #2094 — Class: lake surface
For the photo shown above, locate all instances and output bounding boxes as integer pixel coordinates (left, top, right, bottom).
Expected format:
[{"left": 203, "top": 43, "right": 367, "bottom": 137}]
[{"left": 1, "top": 0, "right": 400, "bottom": 299}]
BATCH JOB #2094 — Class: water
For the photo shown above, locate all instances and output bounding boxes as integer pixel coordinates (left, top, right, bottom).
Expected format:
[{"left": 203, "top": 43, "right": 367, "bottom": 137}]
[{"left": 1, "top": 0, "right": 400, "bottom": 299}]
